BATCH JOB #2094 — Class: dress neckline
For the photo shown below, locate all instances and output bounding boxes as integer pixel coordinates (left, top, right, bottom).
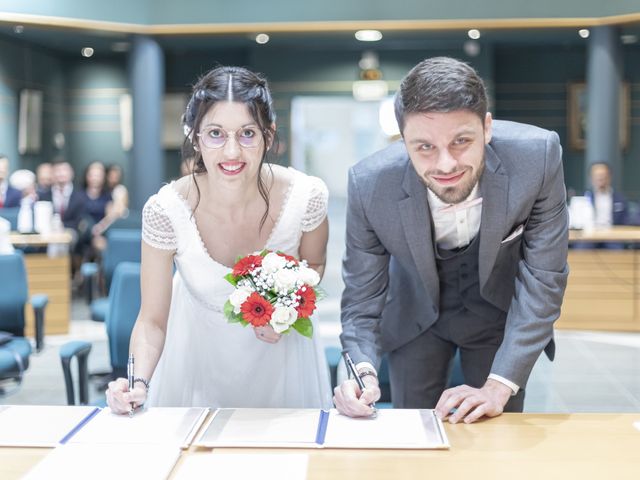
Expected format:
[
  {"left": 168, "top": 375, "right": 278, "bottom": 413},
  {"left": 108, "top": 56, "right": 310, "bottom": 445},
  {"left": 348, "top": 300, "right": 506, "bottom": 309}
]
[{"left": 167, "top": 167, "right": 297, "bottom": 270}]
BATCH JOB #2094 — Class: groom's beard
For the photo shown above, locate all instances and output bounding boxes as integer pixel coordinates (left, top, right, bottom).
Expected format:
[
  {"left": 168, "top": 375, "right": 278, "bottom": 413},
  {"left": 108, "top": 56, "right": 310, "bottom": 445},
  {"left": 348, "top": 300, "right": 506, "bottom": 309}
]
[{"left": 421, "top": 156, "right": 485, "bottom": 205}]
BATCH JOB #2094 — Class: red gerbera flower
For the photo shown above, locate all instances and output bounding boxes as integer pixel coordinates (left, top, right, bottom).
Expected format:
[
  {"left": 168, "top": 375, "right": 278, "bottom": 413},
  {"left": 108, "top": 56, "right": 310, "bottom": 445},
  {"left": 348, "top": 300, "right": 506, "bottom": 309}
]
[
  {"left": 240, "top": 292, "right": 273, "bottom": 326},
  {"left": 232, "top": 254, "right": 263, "bottom": 277},
  {"left": 296, "top": 287, "right": 317, "bottom": 318}
]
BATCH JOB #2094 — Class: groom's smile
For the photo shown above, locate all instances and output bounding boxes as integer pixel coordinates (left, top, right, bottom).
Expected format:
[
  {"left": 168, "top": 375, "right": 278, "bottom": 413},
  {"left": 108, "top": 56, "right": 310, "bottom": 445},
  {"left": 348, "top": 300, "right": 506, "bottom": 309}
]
[{"left": 403, "top": 109, "right": 492, "bottom": 204}]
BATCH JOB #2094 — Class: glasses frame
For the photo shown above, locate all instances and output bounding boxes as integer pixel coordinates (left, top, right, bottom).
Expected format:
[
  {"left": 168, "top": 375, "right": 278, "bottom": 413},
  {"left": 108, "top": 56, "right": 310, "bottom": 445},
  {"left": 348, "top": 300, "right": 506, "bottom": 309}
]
[{"left": 196, "top": 126, "right": 264, "bottom": 150}]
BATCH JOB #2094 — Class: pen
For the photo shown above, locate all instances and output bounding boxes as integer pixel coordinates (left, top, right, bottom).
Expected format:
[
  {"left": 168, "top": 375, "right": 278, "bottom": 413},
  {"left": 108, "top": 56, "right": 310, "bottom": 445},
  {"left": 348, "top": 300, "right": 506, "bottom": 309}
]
[
  {"left": 342, "top": 352, "right": 376, "bottom": 413},
  {"left": 127, "top": 353, "right": 135, "bottom": 417}
]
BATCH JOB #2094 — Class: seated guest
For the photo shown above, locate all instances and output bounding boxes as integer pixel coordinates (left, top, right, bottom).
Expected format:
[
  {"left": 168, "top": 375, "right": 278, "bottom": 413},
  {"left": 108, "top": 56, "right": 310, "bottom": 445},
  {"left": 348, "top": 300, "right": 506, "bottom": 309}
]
[
  {"left": 40, "top": 160, "right": 86, "bottom": 231},
  {"left": 0, "top": 155, "right": 22, "bottom": 208},
  {"left": 578, "top": 162, "right": 628, "bottom": 249},
  {"left": 584, "top": 162, "right": 628, "bottom": 227},
  {"left": 35, "top": 162, "right": 53, "bottom": 199}
]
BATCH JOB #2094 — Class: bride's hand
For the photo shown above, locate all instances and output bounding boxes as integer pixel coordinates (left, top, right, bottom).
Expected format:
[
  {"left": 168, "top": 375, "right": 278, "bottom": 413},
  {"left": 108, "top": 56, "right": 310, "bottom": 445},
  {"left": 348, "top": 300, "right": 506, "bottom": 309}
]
[{"left": 253, "top": 325, "right": 282, "bottom": 344}]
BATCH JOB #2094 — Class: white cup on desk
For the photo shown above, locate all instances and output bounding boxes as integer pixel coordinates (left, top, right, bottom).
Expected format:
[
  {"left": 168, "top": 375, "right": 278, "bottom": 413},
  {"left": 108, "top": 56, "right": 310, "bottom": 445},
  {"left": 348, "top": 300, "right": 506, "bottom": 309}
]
[{"left": 34, "top": 201, "right": 54, "bottom": 234}]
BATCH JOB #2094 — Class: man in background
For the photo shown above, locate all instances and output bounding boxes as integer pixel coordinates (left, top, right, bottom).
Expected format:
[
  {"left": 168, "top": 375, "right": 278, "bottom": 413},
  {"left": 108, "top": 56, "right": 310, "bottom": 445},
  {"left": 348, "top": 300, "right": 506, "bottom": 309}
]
[
  {"left": 0, "top": 155, "right": 22, "bottom": 208},
  {"left": 584, "top": 162, "right": 628, "bottom": 228}
]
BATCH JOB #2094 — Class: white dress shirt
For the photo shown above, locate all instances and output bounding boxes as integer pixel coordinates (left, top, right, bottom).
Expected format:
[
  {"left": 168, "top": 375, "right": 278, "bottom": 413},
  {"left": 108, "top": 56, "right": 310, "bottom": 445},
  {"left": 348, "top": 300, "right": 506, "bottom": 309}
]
[
  {"left": 52, "top": 183, "right": 72, "bottom": 215},
  {"left": 593, "top": 190, "right": 613, "bottom": 228}
]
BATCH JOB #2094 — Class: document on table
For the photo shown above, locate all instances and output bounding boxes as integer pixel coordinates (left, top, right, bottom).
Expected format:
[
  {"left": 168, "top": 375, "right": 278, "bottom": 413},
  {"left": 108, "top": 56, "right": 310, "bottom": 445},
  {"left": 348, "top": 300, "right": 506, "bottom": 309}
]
[
  {"left": 23, "top": 444, "right": 181, "bottom": 480},
  {"left": 0, "top": 405, "right": 99, "bottom": 447},
  {"left": 173, "top": 453, "right": 309, "bottom": 480},
  {"left": 67, "top": 407, "right": 208, "bottom": 448},
  {"left": 194, "top": 408, "right": 449, "bottom": 449}
]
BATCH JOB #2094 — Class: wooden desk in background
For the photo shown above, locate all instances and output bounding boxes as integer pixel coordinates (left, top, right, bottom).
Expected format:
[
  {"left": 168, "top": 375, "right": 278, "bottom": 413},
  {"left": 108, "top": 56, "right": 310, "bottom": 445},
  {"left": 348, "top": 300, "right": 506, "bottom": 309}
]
[
  {"left": 1, "top": 413, "right": 639, "bottom": 479},
  {"left": 9, "top": 231, "right": 72, "bottom": 335},
  {"left": 559, "top": 226, "right": 640, "bottom": 332}
]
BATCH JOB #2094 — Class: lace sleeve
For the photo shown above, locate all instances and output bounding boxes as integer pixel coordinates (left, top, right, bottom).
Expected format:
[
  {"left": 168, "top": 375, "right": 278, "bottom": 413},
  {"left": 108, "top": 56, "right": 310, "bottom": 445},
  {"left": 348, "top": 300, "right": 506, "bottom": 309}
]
[
  {"left": 301, "top": 176, "right": 329, "bottom": 233},
  {"left": 142, "top": 195, "right": 177, "bottom": 250}
]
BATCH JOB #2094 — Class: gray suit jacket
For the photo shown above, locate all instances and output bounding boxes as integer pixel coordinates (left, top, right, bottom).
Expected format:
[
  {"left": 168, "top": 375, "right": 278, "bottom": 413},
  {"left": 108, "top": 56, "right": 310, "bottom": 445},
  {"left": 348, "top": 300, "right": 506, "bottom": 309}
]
[{"left": 340, "top": 120, "right": 569, "bottom": 388}]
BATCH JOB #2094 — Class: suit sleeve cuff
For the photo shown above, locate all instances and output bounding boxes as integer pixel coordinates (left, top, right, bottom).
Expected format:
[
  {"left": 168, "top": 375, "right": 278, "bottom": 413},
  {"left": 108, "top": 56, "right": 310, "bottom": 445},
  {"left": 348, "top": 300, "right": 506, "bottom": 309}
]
[
  {"left": 355, "top": 362, "right": 377, "bottom": 376},
  {"left": 488, "top": 374, "right": 520, "bottom": 395}
]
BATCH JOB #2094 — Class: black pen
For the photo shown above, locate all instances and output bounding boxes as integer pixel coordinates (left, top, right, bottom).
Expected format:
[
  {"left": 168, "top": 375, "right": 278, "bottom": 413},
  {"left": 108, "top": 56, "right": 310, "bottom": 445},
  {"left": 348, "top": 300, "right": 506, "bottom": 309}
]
[
  {"left": 127, "top": 353, "right": 135, "bottom": 417},
  {"left": 342, "top": 352, "right": 377, "bottom": 414}
]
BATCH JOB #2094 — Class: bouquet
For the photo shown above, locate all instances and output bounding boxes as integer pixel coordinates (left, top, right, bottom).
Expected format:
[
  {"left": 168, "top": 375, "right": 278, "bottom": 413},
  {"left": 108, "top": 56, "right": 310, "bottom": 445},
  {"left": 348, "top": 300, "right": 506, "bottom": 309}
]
[{"left": 223, "top": 250, "right": 323, "bottom": 338}]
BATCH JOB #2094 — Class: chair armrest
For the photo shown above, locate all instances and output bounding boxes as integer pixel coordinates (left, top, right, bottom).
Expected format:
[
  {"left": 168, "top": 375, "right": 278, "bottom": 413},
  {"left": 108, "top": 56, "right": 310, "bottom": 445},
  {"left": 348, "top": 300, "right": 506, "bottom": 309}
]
[
  {"left": 30, "top": 294, "right": 48, "bottom": 353},
  {"left": 81, "top": 262, "right": 100, "bottom": 304},
  {"left": 60, "top": 341, "right": 92, "bottom": 405}
]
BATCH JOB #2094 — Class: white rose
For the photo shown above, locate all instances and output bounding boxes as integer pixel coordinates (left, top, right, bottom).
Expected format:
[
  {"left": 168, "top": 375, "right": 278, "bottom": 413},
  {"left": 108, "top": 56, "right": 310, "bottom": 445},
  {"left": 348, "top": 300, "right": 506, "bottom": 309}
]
[
  {"left": 297, "top": 265, "right": 320, "bottom": 287},
  {"left": 262, "top": 252, "right": 287, "bottom": 273},
  {"left": 273, "top": 268, "right": 298, "bottom": 293},
  {"left": 229, "top": 286, "right": 253, "bottom": 314},
  {"left": 270, "top": 305, "right": 298, "bottom": 333}
]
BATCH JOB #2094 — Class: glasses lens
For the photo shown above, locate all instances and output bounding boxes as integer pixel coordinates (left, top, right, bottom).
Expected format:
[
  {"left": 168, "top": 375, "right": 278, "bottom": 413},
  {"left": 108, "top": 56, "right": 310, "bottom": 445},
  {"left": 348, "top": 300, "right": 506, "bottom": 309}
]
[
  {"left": 201, "top": 128, "right": 226, "bottom": 148},
  {"left": 237, "top": 128, "right": 259, "bottom": 148}
]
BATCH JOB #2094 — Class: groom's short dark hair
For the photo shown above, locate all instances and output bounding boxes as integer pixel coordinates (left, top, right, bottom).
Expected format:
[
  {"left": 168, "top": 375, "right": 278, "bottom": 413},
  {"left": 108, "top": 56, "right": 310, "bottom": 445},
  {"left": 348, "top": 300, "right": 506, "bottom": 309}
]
[{"left": 394, "top": 56, "right": 488, "bottom": 133}]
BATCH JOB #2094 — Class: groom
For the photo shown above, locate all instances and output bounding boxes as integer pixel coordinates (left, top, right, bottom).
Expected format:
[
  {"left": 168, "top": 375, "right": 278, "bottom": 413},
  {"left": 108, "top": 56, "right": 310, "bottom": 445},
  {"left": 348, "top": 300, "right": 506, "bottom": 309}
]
[{"left": 334, "top": 57, "right": 569, "bottom": 424}]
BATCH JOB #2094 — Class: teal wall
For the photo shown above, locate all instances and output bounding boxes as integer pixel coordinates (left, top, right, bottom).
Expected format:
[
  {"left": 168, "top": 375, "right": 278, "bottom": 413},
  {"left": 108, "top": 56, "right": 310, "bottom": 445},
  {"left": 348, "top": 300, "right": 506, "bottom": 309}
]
[
  {"left": 2, "top": 32, "right": 640, "bottom": 200},
  {"left": 0, "top": 35, "right": 65, "bottom": 172},
  {"left": 2, "top": 0, "right": 640, "bottom": 24}
]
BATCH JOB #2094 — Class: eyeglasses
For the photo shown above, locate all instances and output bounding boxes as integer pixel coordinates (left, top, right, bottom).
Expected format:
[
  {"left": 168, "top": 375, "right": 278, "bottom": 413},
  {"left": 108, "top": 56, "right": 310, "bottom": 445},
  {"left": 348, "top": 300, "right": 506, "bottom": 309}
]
[{"left": 196, "top": 127, "right": 262, "bottom": 149}]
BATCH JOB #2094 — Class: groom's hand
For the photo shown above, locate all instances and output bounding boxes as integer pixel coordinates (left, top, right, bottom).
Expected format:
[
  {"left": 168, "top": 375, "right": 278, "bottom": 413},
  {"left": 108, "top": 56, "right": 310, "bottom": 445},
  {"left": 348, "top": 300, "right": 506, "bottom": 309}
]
[
  {"left": 333, "top": 375, "right": 380, "bottom": 417},
  {"left": 435, "top": 379, "right": 512, "bottom": 424}
]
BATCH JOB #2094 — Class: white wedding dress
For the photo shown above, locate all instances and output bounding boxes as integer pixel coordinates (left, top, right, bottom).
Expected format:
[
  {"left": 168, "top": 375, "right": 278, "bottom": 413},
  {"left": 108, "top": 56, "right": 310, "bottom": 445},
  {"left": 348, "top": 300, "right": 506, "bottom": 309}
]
[{"left": 141, "top": 167, "right": 332, "bottom": 409}]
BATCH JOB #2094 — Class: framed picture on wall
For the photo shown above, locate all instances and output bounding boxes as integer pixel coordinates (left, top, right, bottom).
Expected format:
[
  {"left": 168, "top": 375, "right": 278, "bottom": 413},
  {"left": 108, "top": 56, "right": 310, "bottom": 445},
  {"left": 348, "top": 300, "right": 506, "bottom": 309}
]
[
  {"left": 567, "top": 82, "right": 630, "bottom": 150},
  {"left": 18, "top": 89, "right": 43, "bottom": 155}
]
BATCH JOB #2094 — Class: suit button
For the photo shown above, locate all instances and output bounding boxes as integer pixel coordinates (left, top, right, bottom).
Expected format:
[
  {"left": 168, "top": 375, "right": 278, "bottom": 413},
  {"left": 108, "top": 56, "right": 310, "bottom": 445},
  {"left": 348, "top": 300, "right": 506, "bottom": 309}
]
[
  {"left": 416, "top": 323, "right": 423, "bottom": 331},
  {"left": 461, "top": 273, "right": 468, "bottom": 280},
  {"left": 432, "top": 305, "right": 438, "bottom": 313}
]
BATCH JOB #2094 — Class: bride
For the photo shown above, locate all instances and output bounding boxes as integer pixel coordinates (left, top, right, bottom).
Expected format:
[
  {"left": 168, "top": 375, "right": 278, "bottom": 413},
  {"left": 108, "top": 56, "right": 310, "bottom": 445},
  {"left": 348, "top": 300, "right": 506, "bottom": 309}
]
[{"left": 106, "top": 66, "right": 332, "bottom": 413}]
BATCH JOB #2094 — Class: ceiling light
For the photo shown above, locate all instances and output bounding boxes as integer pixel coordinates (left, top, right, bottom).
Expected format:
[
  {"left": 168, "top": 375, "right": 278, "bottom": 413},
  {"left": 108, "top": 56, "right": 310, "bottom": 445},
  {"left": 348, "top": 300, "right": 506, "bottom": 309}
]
[
  {"left": 467, "top": 29, "right": 481, "bottom": 40},
  {"left": 13, "top": 25, "right": 24, "bottom": 34},
  {"left": 355, "top": 30, "right": 383, "bottom": 42},
  {"left": 81, "top": 47, "right": 94, "bottom": 58},
  {"left": 255, "top": 33, "right": 270, "bottom": 44},
  {"left": 579, "top": 29, "right": 590, "bottom": 39}
]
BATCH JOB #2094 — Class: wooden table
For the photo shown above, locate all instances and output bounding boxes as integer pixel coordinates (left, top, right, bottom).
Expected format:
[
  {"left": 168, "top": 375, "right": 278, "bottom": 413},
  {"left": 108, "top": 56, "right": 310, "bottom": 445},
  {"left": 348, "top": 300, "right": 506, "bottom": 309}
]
[
  {"left": 2, "top": 413, "right": 639, "bottom": 479},
  {"left": 559, "top": 227, "right": 640, "bottom": 331},
  {"left": 9, "top": 231, "right": 73, "bottom": 335}
]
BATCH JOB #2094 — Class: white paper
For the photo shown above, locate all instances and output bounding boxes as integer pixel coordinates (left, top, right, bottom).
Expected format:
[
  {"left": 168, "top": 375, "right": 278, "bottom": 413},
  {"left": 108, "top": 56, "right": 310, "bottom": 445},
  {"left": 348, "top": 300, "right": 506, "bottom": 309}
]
[
  {"left": 195, "top": 408, "right": 449, "bottom": 449},
  {"left": 0, "top": 405, "right": 98, "bottom": 447},
  {"left": 68, "top": 407, "right": 207, "bottom": 447},
  {"left": 173, "top": 453, "right": 308, "bottom": 480},
  {"left": 198, "top": 409, "right": 320, "bottom": 447},
  {"left": 23, "top": 443, "right": 181, "bottom": 480},
  {"left": 324, "top": 409, "right": 448, "bottom": 448}
]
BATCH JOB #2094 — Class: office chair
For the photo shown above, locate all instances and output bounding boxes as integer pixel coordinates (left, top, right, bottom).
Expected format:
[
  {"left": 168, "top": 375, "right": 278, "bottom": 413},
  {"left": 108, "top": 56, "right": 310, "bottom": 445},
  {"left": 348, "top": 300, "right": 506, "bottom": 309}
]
[
  {"left": 81, "top": 228, "right": 141, "bottom": 321},
  {"left": 88, "top": 261, "right": 141, "bottom": 392},
  {"left": 0, "top": 251, "right": 48, "bottom": 351},
  {"left": 60, "top": 340, "right": 92, "bottom": 405},
  {"left": 0, "top": 207, "right": 20, "bottom": 230},
  {"left": 106, "top": 262, "right": 141, "bottom": 379}
]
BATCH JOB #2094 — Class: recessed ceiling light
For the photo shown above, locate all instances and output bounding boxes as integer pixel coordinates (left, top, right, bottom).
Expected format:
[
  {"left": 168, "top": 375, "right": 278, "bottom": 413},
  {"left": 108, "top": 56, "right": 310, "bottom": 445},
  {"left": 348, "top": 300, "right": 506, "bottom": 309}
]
[
  {"left": 81, "top": 47, "right": 94, "bottom": 58},
  {"left": 13, "top": 25, "right": 24, "bottom": 34},
  {"left": 467, "top": 29, "right": 481, "bottom": 40},
  {"left": 579, "top": 29, "right": 590, "bottom": 39},
  {"left": 255, "top": 33, "right": 270, "bottom": 44},
  {"left": 355, "top": 30, "right": 383, "bottom": 42}
]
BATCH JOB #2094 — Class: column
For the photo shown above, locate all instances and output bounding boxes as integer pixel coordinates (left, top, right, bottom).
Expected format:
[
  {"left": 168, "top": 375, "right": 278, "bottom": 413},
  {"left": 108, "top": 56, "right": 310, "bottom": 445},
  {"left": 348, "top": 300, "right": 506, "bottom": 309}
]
[
  {"left": 585, "top": 26, "right": 622, "bottom": 189},
  {"left": 128, "top": 36, "right": 164, "bottom": 209}
]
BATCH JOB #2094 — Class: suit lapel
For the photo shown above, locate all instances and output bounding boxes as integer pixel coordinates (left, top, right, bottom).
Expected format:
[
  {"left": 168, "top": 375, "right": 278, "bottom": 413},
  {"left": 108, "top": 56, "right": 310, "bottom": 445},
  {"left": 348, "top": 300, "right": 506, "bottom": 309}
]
[
  {"left": 478, "top": 145, "right": 508, "bottom": 288},
  {"left": 399, "top": 162, "right": 440, "bottom": 302}
]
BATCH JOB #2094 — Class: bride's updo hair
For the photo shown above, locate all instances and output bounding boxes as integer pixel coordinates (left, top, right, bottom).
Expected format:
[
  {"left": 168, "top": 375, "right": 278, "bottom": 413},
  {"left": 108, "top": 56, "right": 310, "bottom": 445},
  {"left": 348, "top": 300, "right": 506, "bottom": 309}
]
[{"left": 182, "top": 66, "right": 277, "bottom": 228}]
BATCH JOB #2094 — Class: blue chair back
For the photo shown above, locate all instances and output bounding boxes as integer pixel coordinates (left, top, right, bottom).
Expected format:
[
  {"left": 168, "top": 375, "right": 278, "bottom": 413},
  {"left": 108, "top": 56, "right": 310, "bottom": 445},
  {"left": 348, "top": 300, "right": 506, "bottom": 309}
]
[
  {"left": 0, "top": 207, "right": 20, "bottom": 231},
  {"left": 106, "top": 262, "right": 141, "bottom": 377},
  {"left": 0, "top": 251, "right": 29, "bottom": 336},
  {"left": 103, "top": 229, "right": 142, "bottom": 292}
]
